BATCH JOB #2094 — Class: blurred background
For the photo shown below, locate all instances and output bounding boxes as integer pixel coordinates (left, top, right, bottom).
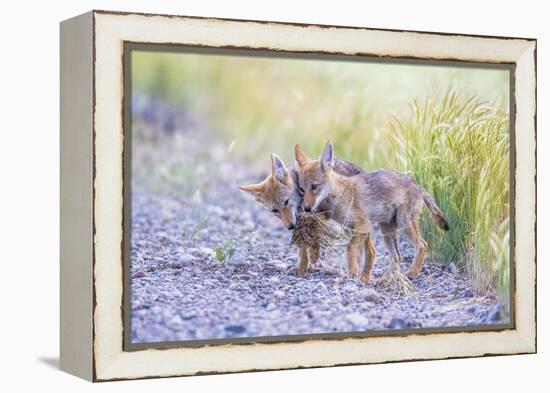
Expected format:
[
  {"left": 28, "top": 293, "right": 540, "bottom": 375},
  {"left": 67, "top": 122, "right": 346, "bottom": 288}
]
[{"left": 131, "top": 49, "right": 510, "bottom": 313}]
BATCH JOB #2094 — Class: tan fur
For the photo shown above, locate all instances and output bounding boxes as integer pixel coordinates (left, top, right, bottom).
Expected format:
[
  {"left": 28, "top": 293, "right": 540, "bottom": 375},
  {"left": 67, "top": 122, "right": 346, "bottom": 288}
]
[
  {"left": 240, "top": 152, "right": 363, "bottom": 276},
  {"left": 238, "top": 154, "right": 298, "bottom": 230},
  {"left": 363, "top": 234, "right": 376, "bottom": 283},
  {"left": 295, "top": 141, "right": 449, "bottom": 282},
  {"left": 238, "top": 154, "right": 326, "bottom": 277}
]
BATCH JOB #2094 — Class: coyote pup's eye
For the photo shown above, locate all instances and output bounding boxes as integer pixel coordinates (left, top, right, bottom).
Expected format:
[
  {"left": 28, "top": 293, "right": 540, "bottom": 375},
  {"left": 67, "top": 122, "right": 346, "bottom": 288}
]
[
  {"left": 299, "top": 187, "right": 305, "bottom": 194},
  {"left": 311, "top": 184, "right": 319, "bottom": 191},
  {"left": 284, "top": 199, "right": 289, "bottom": 206},
  {"left": 272, "top": 208, "right": 279, "bottom": 214}
]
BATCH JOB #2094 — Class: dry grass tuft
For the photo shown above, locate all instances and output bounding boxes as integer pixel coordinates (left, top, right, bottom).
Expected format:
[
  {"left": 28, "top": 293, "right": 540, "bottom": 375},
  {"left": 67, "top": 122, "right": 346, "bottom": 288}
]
[
  {"left": 291, "top": 212, "right": 344, "bottom": 249},
  {"left": 376, "top": 269, "right": 417, "bottom": 297}
]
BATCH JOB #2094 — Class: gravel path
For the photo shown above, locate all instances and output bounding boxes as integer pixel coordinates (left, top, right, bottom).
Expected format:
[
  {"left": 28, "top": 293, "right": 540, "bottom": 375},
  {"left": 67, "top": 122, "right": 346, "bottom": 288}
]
[{"left": 130, "top": 98, "right": 504, "bottom": 344}]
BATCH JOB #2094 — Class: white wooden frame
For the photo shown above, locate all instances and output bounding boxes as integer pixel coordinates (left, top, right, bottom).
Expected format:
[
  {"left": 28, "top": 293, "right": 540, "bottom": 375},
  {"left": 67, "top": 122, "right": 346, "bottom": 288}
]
[{"left": 60, "top": 10, "right": 536, "bottom": 382}]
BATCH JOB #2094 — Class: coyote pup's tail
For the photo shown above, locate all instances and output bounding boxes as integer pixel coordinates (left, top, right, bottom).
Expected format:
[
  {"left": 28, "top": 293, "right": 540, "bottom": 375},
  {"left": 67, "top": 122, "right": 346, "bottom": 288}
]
[{"left": 422, "top": 192, "right": 450, "bottom": 231}]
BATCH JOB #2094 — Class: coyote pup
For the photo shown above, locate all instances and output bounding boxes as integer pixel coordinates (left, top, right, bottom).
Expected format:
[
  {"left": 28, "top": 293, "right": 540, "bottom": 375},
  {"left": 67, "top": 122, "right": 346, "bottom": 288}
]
[
  {"left": 295, "top": 141, "right": 449, "bottom": 283},
  {"left": 239, "top": 153, "right": 362, "bottom": 276}
]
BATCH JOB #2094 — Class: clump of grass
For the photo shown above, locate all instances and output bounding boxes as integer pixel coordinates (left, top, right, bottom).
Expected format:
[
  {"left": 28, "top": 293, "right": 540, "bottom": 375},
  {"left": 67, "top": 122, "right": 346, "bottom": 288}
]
[
  {"left": 490, "top": 218, "right": 510, "bottom": 314},
  {"left": 291, "top": 212, "right": 343, "bottom": 249},
  {"left": 132, "top": 52, "right": 508, "bottom": 172},
  {"left": 215, "top": 240, "right": 235, "bottom": 263},
  {"left": 390, "top": 88, "right": 510, "bottom": 303},
  {"left": 185, "top": 191, "right": 214, "bottom": 240},
  {"left": 131, "top": 51, "right": 510, "bottom": 170},
  {"left": 376, "top": 270, "right": 417, "bottom": 298}
]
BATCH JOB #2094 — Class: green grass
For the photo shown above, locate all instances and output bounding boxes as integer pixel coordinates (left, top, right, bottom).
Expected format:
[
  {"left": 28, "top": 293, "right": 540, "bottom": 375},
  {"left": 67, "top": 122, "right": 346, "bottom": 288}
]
[
  {"left": 215, "top": 240, "right": 236, "bottom": 263},
  {"left": 131, "top": 51, "right": 508, "bottom": 170},
  {"left": 390, "top": 88, "right": 510, "bottom": 303}
]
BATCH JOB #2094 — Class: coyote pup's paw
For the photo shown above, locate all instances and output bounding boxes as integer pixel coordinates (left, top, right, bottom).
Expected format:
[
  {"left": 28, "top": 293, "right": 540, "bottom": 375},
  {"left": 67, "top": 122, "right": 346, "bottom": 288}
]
[
  {"left": 308, "top": 263, "right": 320, "bottom": 272},
  {"left": 360, "top": 274, "right": 371, "bottom": 285},
  {"left": 405, "top": 268, "right": 419, "bottom": 279},
  {"left": 287, "top": 266, "right": 307, "bottom": 277},
  {"left": 347, "top": 266, "right": 359, "bottom": 278}
]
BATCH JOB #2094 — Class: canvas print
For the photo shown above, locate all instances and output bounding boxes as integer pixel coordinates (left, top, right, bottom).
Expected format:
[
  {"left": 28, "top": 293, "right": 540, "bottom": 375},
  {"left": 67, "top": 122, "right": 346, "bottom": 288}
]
[{"left": 127, "top": 49, "right": 511, "bottom": 345}]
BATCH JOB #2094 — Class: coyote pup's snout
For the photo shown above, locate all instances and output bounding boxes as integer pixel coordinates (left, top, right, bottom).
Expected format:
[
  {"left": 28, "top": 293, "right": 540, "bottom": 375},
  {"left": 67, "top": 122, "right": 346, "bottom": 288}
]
[{"left": 294, "top": 142, "right": 334, "bottom": 214}]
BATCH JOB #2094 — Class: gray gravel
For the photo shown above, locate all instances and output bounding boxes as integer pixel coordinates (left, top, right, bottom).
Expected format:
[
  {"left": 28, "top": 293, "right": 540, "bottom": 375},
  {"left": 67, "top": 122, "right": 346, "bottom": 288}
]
[{"left": 129, "top": 99, "right": 506, "bottom": 344}]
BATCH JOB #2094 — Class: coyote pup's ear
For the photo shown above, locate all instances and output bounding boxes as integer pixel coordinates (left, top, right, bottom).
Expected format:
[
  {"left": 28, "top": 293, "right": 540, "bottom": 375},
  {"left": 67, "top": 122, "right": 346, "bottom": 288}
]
[
  {"left": 289, "top": 168, "right": 300, "bottom": 186},
  {"left": 238, "top": 183, "right": 264, "bottom": 200},
  {"left": 294, "top": 144, "right": 310, "bottom": 167},
  {"left": 271, "top": 153, "right": 289, "bottom": 184},
  {"left": 319, "top": 140, "right": 335, "bottom": 172}
]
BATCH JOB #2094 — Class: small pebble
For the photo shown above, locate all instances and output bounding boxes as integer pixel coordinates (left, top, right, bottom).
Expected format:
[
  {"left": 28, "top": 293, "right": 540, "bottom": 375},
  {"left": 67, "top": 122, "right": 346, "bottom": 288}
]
[
  {"left": 345, "top": 312, "right": 370, "bottom": 326},
  {"left": 224, "top": 325, "right": 246, "bottom": 334},
  {"left": 179, "top": 254, "right": 196, "bottom": 264},
  {"left": 132, "top": 270, "right": 146, "bottom": 279},
  {"left": 388, "top": 318, "right": 407, "bottom": 329}
]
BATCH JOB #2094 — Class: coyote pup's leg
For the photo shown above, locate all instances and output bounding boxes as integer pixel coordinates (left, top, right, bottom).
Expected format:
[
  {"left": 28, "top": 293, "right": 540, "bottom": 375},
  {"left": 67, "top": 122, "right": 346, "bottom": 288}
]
[
  {"left": 288, "top": 247, "right": 309, "bottom": 277},
  {"left": 404, "top": 221, "right": 428, "bottom": 278},
  {"left": 379, "top": 233, "right": 401, "bottom": 282},
  {"left": 383, "top": 232, "right": 401, "bottom": 271},
  {"left": 360, "top": 234, "right": 376, "bottom": 284},
  {"left": 347, "top": 235, "right": 364, "bottom": 277},
  {"left": 307, "top": 245, "right": 321, "bottom": 272},
  {"left": 308, "top": 245, "right": 320, "bottom": 264},
  {"left": 377, "top": 222, "right": 401, "bottom": 282}
]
